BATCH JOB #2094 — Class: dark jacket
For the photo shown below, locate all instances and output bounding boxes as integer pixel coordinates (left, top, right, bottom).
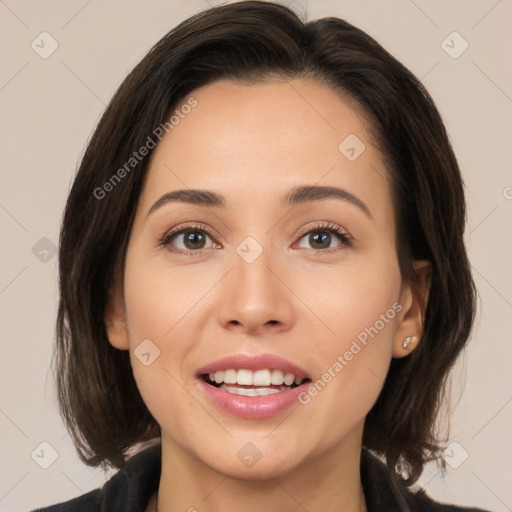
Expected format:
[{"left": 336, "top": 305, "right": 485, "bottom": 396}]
[{"left": 32, "top": 445, "right": 491, "bottom": 512}]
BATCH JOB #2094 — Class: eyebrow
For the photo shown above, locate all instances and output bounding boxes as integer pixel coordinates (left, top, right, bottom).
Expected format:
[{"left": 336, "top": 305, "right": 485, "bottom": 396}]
[{"left": 147, "top": 185, "right": 372, "bottom": 219}]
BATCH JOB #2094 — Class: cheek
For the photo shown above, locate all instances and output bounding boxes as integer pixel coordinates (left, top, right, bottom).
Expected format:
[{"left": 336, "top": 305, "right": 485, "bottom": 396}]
[
  {"left": 292, "top": 244, "right": 402, "bottom": 351},
  {"left": 294, "top": 307, "right": 397, "bottom": 451},
  {"left": 121, "top": 249, "right": 200, "bottom": 422},
  {"left": 130, "top": 356, "right": 206, "bottom": 450},
  {"left": 292, "top": 251, "right": 401, "bottom": 429},
  {"left": 122, "top": 243, "right": 213, "bottom": 344}
]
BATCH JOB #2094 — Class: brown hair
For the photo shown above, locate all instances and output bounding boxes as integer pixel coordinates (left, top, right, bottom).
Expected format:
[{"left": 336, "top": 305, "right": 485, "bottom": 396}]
[{"left": 54, "top": 0, "right": 476, "bottom": 484}]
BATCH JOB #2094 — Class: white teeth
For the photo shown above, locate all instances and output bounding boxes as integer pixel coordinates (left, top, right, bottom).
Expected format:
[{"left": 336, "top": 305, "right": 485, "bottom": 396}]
[
  {"left": 253, "top": 369, "right": 272, "bottom": 386},
  {"left": 236, "top": 369, "right": 253, "bottom": 386},
  {"left": 224, "top": 369, "right": 237, "bottom": 384},
  {"left": 220, "top": 385, "right": 292, "bottom": 396},
  {"left": 207, "top": 368, "right": 305, "bottom": 386},
  {"left": 283, "top": 373, "right": 295, "bottom": 386},
  {"left": 271, "top": 369, "right": 284, "bottom": 385}
]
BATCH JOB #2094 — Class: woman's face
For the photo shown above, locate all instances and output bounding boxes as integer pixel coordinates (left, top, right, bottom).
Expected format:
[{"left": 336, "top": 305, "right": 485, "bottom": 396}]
[{"left": 107, "top": 78, "right": 420, "bottom": 478}]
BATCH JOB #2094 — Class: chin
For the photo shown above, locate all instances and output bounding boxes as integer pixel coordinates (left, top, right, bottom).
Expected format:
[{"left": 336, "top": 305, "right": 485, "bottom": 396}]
[
  {"left": 194, "top": 435, "right": 312, "bottom": 481},
  {"left": 208, "top": 455, "right": 302, "bottom": 481}
]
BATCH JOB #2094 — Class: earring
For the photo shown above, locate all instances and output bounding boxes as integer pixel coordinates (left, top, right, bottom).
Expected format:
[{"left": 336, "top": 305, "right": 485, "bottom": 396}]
[{"left": 402, "top": 336, "right": 418, "bottom": 349}]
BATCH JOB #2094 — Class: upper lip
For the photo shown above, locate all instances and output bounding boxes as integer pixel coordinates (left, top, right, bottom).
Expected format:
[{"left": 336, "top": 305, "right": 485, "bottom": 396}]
[{"left": 196, "top": 353, "right": 311, "bottom": 380}]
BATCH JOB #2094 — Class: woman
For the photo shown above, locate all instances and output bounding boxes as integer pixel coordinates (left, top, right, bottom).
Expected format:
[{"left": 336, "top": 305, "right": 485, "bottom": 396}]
[{"left": 34, "top": 1, "right": 489, "bottom": 511}]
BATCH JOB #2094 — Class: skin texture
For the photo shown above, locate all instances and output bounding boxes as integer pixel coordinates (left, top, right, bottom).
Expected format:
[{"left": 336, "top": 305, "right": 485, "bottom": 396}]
[{"left": 105, "top": 78, "right": 430, "bottom": 512}]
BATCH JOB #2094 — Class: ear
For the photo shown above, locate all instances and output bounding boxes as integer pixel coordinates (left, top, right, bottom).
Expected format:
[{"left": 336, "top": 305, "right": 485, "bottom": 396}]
[
  {"left": 392, "top": 260, "right": 431, "bottom": 358},
  {"left": 104, "top": 282, "right": 129, "bottom": 350}
]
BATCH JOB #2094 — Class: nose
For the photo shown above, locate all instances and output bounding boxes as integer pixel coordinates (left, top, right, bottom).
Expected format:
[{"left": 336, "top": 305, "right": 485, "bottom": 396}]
[{"left": 216, "top": 245, "right": 295, "bottom": 336}]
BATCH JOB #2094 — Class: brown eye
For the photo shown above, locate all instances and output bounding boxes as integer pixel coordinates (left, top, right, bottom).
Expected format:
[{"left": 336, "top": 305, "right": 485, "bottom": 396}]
[
  {"left": 164, "top": 229, "right": 212, "bottom": 251},
  {"left": 296, "top": 223, "right": 353, "bottom": 252},
  {"left": 179, "top": 230, "right": 208, "bottom": 250},
  {"left": 307, "top": 231, "right": 334, "bottom": 250},
  {"left": 160, "top": 223, "right": 218, "bottom": 254}
]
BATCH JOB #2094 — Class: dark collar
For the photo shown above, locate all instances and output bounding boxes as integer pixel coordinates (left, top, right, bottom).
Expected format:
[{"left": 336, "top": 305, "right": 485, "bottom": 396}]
[
  {"left": 37, "top": 444, "right": 489, "bottom": 511},
  {"left": 99, "top": 445, "right": 411, "bottom": 511}
]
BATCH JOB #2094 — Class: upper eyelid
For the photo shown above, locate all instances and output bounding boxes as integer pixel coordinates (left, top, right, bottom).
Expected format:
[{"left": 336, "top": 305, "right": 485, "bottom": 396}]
[
  {"left": 163, "top": 222, "right": 216, "bottom": 239},
  {"left": 295, "top": 221, "right": 352, "bottom": 238}
]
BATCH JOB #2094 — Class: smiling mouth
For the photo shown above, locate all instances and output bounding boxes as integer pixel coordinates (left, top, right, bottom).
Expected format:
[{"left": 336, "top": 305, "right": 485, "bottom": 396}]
[{"left": 200, "top": 369, "right": 312, "bottom": 397}]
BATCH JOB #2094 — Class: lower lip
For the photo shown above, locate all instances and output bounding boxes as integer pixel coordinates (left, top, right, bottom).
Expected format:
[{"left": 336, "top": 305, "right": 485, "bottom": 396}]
[{"left": 198, "top": 378, "right": 310, "bottom": 419}]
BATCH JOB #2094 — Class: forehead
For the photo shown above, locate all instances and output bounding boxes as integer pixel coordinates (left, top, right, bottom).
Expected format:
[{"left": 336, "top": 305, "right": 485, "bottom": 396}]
[{"left": 141, "top": 78, "right": 392, "bottom": 223}]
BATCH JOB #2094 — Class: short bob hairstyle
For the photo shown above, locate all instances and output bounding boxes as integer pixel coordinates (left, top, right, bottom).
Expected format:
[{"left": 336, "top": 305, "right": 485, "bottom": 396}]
[{"left": 55, "top": 0, "right": 476, "bottom": 485}]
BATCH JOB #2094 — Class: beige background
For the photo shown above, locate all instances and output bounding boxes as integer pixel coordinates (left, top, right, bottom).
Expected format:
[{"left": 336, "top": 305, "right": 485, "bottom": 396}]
[{"left": 0, "top": 0, "right": 511, "bottom": 511}]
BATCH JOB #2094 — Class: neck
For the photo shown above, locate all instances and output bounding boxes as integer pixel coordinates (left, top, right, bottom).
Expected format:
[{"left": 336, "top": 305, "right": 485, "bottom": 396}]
[{"left": 153, "top": 431, "right": 367, "bottom": 512}]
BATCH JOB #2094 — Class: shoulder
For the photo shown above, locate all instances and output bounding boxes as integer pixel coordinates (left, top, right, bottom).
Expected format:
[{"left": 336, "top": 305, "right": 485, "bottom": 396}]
[
  {"left": 31, "top": 491, "right": 100, "bottom": 512},
  {"left": 402, "top": 486, "right": 492, "bottom": 512},
  {"left": 361, "top": 447, "right": 492, "bottom": 512},
  {"left": 30, "top": 444, "right": 161, "bottom": 512}
]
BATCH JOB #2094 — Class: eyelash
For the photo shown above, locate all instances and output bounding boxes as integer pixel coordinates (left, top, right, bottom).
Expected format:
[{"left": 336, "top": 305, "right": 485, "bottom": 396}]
[{"left": 158, "top": 221, "right": 354, "bottom": 256}]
